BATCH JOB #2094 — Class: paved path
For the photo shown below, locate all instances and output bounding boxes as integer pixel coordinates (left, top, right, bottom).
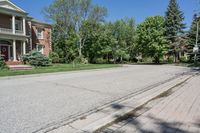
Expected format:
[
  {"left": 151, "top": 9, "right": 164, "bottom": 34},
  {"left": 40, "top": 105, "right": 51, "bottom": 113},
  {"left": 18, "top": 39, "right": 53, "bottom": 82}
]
[
  {"left": 0, "top": 65, "right": 190, "bottom": 133},
  {"left": 104, "top": 74, "right": 200, "bottom": 133}
]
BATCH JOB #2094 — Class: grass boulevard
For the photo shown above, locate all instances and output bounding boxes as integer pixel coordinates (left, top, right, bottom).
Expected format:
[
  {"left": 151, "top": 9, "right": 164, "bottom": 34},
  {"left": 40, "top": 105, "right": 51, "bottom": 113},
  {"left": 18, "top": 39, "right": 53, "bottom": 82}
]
[{"left": 0, "top": 64, "right": 120, "bottom": 77}]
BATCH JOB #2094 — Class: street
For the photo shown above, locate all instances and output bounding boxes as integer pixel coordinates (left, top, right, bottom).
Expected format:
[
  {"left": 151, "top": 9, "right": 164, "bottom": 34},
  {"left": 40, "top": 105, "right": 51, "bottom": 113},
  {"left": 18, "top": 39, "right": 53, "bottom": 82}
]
[{"left": 0, "top": 65, "right": 190, "bottom": 133}]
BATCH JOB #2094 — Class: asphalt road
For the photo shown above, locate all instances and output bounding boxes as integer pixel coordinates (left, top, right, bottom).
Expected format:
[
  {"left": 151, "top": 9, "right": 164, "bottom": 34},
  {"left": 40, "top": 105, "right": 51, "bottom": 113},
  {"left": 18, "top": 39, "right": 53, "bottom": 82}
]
[{"left": 0, "top": 65, "right": 190, "bottom": 133}]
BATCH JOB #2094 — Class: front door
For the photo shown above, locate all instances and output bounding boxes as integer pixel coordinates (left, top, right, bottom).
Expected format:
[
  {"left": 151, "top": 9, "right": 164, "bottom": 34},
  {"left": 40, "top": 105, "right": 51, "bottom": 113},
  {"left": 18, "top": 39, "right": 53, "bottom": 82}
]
[{"left": 0, "top": 46, "right": 9, "bottom": 61}]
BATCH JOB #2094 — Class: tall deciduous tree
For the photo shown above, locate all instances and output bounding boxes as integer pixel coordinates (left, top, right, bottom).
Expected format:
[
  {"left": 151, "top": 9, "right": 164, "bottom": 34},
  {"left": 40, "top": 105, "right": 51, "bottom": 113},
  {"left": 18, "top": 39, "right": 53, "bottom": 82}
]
[
  {"left": 81, "top": 18, "right": 136, "bottom": 63},
  {"left": 136, "top": 16, "right": 168, "bottom": 63},
  {"left": 165, "top": 0, "right": 185, "bottom": 62},
  {"left": 44, "top": 0, "right": 107, "bottom": 58}
]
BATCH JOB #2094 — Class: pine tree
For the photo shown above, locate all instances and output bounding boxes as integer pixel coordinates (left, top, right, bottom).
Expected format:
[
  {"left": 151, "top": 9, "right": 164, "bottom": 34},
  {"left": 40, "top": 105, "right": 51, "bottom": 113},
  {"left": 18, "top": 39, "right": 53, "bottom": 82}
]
[
  {"left": 187, "top": 14, "right": 200, "bottom": 62},
  {"left": 165, "top": 0, "right": 185, "bottom": 42},
  {"left": 188, "top": 15, "right": 200, "bottom": 45},
  {"left": 165, "top": 0, "right": 186, "bottom": 63}
]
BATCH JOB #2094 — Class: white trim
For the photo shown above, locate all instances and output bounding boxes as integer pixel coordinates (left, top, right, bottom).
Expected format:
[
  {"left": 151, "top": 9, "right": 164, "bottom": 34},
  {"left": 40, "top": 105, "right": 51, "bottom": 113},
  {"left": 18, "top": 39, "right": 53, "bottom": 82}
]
[
  {"left": 36, "top": 44, "right": 44, "bottom": 54},
  {"left": 8, "top": 45, "right": 10, "bottom": 61},
  {"left": 12, "top": 15, "right": 15, "bottom": 34},
  {"left": 0, "top": 0, "right": 26, "bottom": 13},
  {"left": 12, "top": 39, "right": 16, "bottom": 61},
  {"left": 23, "top": 41, "right": 26, "bottom": 54},
  {"left": 36, "top": 27, "right": 44, "bottom": 39},
  {"left": 23, "top": 17, "right": 26, "bottom": 35},
  {"left": 28, "top": 21, "right": 32, "bottom": 50},
  {"left": 15, "top": 19, "right": 22, "bottom": 31}
]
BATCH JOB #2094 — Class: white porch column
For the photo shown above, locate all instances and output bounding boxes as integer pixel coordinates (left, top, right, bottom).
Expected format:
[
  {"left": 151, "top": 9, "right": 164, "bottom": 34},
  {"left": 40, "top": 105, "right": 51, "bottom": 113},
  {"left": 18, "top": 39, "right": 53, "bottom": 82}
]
[
  {"left": 12, "top": 15, "right": 16, "bottom": 34},
  {"left": 23, "top": 17, "right": 26, "bottom": 35},
  {"left": 28, "top": 21, "right": 32, "bottom": 50},
  {"left": 23, "top": 41, "right": 26, "bottom": 55},
  {"left": 8, "top": 46, "right": 11, "bottom": 61},
  {"left": 13, "top": 40, "right": 17, "bottom": 61}
]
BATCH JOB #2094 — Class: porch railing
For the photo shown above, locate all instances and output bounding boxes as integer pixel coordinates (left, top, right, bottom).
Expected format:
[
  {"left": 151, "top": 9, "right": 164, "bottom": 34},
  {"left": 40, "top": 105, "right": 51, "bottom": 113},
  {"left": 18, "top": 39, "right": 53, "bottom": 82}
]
[
  {"left": 15, "top": 30, "right": 24, "bottom": 35},
  {"left": 0, "top": 27, "right": 12, "bottom": 34},
  {"left": 0, "top": 27, "right": 24, "bottom": 35}
]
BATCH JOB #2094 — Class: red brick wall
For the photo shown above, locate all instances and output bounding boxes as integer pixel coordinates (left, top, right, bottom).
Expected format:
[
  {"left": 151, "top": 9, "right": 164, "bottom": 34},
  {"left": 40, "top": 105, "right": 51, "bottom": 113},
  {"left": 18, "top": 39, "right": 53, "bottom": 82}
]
[
  {"left": 0, "top": 13, "right": 12, "bottom": 29},
  {"left": 31, "top": 22, "right": 52, "bottom": 56}
]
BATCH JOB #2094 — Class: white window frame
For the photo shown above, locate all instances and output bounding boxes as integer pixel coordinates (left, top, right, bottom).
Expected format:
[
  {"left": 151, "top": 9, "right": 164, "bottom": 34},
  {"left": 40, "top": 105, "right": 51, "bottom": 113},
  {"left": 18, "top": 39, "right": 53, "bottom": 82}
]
[
  {"left": 36, "top": 44, "right": 44, "bottom": 54},
  {"left": 36, "top": 28, "right": 44, "bottom": 39},
  {"left": 15, "top": 20, "right": 22, "bottom": 31}
]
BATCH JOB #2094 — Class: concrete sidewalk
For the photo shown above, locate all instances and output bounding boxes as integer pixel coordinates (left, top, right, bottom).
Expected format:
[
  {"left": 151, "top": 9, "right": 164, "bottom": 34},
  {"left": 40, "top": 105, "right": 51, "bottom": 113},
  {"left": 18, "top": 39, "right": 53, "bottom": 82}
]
[{"left": 102, "top": 74, "right": 200, "bottom": 133}]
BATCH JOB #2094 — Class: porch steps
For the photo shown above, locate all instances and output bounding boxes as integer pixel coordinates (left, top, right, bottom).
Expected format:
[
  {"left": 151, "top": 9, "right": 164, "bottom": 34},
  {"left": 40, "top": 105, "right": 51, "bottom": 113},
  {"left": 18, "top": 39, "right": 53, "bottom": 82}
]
[{"left": 8, "top": 65, "right": 33, "bottom": 71}]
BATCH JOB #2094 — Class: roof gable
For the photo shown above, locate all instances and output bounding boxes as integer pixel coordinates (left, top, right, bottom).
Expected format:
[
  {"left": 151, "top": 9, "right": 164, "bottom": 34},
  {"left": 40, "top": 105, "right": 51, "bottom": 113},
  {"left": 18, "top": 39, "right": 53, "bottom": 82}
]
[{"left": 0, "top": 0, "right": 26, "bottom": 13}]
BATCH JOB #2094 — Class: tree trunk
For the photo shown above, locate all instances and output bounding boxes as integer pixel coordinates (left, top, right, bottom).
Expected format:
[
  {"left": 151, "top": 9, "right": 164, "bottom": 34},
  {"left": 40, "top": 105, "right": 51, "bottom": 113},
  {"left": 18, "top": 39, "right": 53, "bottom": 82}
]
[
  {"left": 120, "top": 56, "right": 123, "bottom": 63},
  {"left": 174, "top": 52, "right": 177, "bottom": 63},
  {"left": 107, "top": 53, "right": 109, "bottom": 63},
  {"left": 154, "top": 56, "right": 160, "bottom": 64},
  {"left": 79, "top": 38, "right": 82, "bottom": 57}
]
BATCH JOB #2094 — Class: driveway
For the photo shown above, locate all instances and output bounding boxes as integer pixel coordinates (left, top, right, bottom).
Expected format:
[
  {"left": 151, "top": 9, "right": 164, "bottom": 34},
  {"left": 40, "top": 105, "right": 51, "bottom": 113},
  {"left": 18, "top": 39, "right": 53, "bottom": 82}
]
[{"left": 0, "top": 65, "right": 190, "bottom": 133}]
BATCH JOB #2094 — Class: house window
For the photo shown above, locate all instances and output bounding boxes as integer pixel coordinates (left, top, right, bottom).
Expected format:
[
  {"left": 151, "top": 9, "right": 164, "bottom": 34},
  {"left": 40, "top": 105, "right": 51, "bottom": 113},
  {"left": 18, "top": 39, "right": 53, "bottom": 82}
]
[
  {"left": 36, "top": 28, "right": 44, "bottom": 39},
  {"left": 15, "top": 20, "right": 22, "bottom": 31},
  {"left": 36, "top": 44, "right": 44, "bottom": 54}
]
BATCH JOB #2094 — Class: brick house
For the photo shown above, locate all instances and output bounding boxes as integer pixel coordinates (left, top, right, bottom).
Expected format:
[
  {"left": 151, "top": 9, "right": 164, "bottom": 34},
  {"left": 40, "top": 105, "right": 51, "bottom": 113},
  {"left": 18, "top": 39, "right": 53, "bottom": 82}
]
[{"left": 0, "top": 0, "right": 52, "bottom": 63}]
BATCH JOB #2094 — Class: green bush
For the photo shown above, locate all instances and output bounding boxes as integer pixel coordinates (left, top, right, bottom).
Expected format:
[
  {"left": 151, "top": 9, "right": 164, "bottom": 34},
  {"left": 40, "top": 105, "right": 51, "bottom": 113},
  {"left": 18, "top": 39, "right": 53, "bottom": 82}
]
[
  {"left": 49, "top": 52, "right": 60, "bottom": 63},
  {"left": 167, "top": 56, "right": 174, "bottom": 64},
  {"left": 143, "top": 57, "right": 153, "bottom": 63},
  {"left": 0, "top": 55, "right": 7, "bottom": 69},
  {"left": 73, "top": 56, "right": 88, "bottom": 64},
  {"left": 130, "top": 57, "right": 138, "bottom": 63},
  {"left": 123, "top": 54, "right": 131, "bottom": 61},
  {"left": 180, "top": 56, "right": 189, "bottom": 63},
  {"left": 22, "top": 51, "right": 51, "bottom": 66},
  {"left": 95, "top": 58, "right": 107, "bottom": 64},
  {"left": 59, "top": 58, "right": 66, "bottom": 63}
]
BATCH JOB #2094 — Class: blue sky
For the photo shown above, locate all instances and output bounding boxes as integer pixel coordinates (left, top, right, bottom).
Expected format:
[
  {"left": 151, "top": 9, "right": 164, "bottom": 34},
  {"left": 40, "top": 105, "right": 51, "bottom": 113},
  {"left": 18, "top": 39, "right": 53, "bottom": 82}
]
[{"left": 11, "top": 0, "right": 199, "bottom": 28}]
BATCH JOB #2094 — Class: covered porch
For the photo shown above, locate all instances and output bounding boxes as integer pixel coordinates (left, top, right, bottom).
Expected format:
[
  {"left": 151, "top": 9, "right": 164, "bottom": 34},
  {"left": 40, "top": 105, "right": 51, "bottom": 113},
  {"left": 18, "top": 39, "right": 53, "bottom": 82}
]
[{"left": 0, "top": 39, "right": 27, "bottom": 62}]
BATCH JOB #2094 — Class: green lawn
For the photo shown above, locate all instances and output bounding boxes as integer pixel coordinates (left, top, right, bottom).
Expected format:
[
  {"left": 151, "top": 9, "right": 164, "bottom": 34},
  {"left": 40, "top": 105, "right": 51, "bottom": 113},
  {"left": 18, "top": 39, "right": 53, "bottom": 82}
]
[{"left": 0, "top": 64, "right": 120, "bottom": 77}]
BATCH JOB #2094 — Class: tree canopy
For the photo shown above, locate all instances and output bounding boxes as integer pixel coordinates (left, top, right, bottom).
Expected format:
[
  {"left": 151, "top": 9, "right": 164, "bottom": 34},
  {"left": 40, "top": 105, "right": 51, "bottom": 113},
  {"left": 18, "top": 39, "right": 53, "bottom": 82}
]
[
  {"left": 43, "top": 0, "right": 198, "bottom": 64},
  {"left": 165, "top": 0, "right": 185, "bottom": 42},
  {"left": 136, "top": 16, "right": 168, "bottom": 63}
]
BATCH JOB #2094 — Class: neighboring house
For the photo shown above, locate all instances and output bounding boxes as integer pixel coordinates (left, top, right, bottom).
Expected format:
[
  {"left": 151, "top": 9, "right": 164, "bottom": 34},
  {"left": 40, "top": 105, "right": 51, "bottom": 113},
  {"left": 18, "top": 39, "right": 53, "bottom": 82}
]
[{"left": 0, "top": 0, "right": 51, "bottom": 63}]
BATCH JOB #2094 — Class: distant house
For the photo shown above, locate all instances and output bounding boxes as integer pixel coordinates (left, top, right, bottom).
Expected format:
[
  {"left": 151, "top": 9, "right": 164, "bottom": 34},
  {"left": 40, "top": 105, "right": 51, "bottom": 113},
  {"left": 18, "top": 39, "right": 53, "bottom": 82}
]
[{"left": 0, "top": 0, "right": 51, "bottom": 64}]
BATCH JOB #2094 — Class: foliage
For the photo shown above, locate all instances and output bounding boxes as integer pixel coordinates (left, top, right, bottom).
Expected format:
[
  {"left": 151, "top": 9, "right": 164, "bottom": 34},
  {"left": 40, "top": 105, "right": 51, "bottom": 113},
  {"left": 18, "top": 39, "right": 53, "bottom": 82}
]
[
  {"left": 44, "top": 0, "right": 138, "bottom": 64},
  {"left": 187, "top": 15, "right": 200, "bottom": 62},
  {"left": 167, "top": 56, "right": 174, "bottom": 63},
  {"left": 188, "top": 15, "right": 200, "bottom": 45},
  {"left": 73, "top": 56, "right": 88, "bottom": 64},
  {"left": 44, "top": 0, "right": 197, "bottom": 65},
  {"left": 44, "top": 0, "right": 107, "bottom": 57},
  {"left": 79, "top": 18, "right": 136, "bottom": 63},
  {"left": 111, "top": 18, "right": 136, "bottom": 63},
  {"left": 136, "top": 16, "right": 168, "bottom": 63},
  {"left": 49, "top": 52, "right": 60, "bottom": 63},
  {"left": 0, "top": 55, "right": 7, "bottom": 70},
  {"left": 179, "top": 56, "right": 189, "bottom": 63},
  {"left": 22, "top": 51, "right": 51, "bottom": 66},
  {"left": 165, "top": 0, "right": 186, "bottom": 63},
  {"left": 94, "top": 58, "right": 107, "bottom": 64},
  {"left": 165, "top": 0, "right": 185, "bottom": 42},
  {"left": 51, "top": 27, "right": 78, "bottom": 63}
]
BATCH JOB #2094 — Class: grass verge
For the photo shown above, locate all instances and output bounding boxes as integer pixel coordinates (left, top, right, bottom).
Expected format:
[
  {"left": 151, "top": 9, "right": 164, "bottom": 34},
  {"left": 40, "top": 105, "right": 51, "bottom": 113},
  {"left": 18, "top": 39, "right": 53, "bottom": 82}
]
[{"left": 0, "top": 64, "right": 120, "bottom": 77}]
